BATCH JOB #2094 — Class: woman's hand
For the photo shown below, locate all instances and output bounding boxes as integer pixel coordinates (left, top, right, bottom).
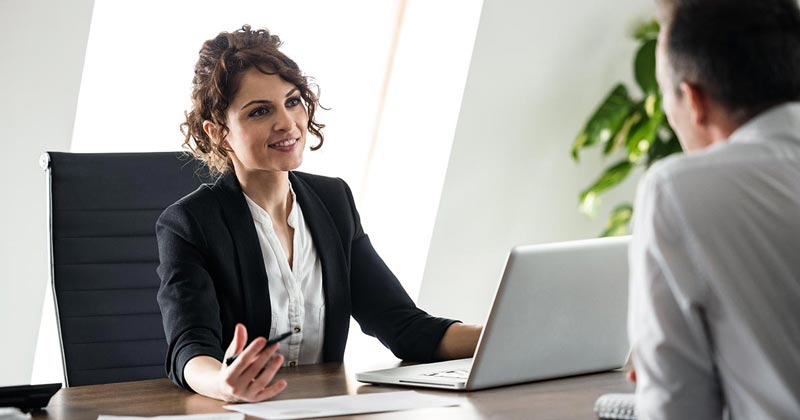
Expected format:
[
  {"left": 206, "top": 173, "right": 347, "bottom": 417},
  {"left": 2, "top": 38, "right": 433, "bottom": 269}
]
[
  {"left": 217, "top": 323, "right": 287, "bottom": 402},
  {"left": 184, "top": 323, "right": 287, "bottom": 402}
]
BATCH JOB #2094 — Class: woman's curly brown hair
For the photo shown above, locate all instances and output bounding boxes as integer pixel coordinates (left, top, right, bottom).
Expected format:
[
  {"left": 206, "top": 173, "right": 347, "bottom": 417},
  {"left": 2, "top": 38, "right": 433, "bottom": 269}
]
[{"left": 181, "top": 25, "right": 325, "bottom": 176}]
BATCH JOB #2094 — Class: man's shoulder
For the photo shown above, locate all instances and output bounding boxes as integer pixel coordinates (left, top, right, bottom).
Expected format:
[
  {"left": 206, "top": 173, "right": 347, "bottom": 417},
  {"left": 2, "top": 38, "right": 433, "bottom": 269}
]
[
  {"left": 640, "top": 153, "right": 695, "bottom": 195},
  {"left": 644, "top": 143, "right": 749, "bottom": 191}
]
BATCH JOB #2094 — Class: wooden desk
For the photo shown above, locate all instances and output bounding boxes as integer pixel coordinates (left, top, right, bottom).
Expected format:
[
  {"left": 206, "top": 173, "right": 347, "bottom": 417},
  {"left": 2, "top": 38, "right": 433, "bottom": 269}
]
[{"left": 34, "top": 363, "right": 633, "bottom": 419}]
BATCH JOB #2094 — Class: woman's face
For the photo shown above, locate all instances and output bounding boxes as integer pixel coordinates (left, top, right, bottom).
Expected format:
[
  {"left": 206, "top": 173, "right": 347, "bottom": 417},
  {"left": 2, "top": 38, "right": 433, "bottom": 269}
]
[{"left": 213, "top": 68, "right": 308, "bottom": 175}]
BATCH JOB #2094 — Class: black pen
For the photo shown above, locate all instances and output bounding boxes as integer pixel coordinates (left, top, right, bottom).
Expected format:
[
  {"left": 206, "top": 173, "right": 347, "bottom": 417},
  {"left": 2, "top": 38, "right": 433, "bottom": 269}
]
[{"left": 225, "top": 331, "right": 294, "bottom": 366}]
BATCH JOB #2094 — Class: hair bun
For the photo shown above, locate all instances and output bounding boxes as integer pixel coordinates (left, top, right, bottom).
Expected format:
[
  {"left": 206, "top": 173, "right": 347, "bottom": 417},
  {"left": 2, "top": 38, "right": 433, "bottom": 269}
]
[{"left": 214, "top": 35, "right": 229, "bottom": 49}]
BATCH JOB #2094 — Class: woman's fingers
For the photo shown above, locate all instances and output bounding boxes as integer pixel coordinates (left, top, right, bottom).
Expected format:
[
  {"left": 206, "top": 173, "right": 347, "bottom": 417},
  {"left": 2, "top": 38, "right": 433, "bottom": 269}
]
[
  {"left": 223, "top": 337, "right": 267, "bottom": 389},
  {"left": 229, "top": 345, "right": 285, "bottom": 402},
  {"left": 225, "top": 323, "right": 248, "bottom": 360},
  {"left": 241, "top": 343, "right": 280, "bottom": 381},
  {"left": 219, "top": 328, "right": 287, "bottom": 402},
  {"left": 252, "top": 379, "right": 288, "bottom": 402},
  {"left": 247, "top": 347, "right": 283, "bottom": 393}
]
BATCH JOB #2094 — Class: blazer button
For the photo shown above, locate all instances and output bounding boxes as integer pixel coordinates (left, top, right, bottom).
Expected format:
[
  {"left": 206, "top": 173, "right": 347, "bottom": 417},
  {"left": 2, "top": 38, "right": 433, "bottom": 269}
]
[
  {"left": 289, "top": 361, "right": 297, "bottom": 367},
  {"left": 294, "top": 326, "right": 301, "bottom": 333}
]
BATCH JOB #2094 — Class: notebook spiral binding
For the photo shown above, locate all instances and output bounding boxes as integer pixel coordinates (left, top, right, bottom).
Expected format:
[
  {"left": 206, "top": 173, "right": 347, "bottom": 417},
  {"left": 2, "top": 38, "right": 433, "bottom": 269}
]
[{"left": 594, "top": 393, "right": 637, "bottom": 420}]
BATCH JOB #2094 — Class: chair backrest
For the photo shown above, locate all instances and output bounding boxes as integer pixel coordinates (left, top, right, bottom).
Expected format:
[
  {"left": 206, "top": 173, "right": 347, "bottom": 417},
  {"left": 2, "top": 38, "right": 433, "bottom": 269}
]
[{"left": 42, "top": 152, "right": 212, "bottom": 387}]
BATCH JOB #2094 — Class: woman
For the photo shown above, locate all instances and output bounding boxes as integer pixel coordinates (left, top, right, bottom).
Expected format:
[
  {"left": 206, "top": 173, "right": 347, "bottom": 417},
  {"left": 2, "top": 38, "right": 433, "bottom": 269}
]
[{"left": 156, "top": 25, "right": 481, "bottom": 403}]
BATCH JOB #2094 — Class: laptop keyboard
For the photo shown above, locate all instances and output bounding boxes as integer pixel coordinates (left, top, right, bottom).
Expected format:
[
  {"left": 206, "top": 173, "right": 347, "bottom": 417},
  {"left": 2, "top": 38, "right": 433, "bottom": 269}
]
[{"left": 421, "top": 368, "right": 470, "bottom": 380}]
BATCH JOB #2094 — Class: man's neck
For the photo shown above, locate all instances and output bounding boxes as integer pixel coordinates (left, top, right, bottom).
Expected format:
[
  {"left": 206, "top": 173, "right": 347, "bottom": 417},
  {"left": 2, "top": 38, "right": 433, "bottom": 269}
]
[{"left": 704, "top": 104, "right": 751, "bottom": 146}]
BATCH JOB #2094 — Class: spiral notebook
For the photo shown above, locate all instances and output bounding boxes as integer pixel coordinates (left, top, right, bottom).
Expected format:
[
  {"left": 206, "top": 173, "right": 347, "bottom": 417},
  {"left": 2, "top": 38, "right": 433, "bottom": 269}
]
[
  {"left": 594, "top": 351, "right": 637, "bottom": 419},
  {"left": 594, "top": 393, "right": 636, "bottom": 420}
]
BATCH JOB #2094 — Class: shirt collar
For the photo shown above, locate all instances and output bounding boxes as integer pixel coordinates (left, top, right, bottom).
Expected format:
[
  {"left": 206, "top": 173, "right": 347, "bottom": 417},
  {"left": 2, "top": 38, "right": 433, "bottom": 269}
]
[
  {"left": 728, "top": 101, "right": 800, "bottom": 145},
  {"left": 243, "top": 180, "right": 300, "bottom": 229},
  {"left": 287, "top": 182, "right": 299, "bottom": 229}
]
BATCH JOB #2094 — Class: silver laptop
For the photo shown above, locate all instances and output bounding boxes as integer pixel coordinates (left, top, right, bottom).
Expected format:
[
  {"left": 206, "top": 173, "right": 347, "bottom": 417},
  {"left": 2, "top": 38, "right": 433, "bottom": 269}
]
[{"left": 356, "top": 236, "right": 630, "bottom": 391}]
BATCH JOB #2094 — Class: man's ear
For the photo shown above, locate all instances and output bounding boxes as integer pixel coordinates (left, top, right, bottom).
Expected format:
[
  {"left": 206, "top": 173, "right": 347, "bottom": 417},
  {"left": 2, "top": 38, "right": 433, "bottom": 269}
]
[{"left": 679, "top": 81, "right": 709, "bottom": 126}]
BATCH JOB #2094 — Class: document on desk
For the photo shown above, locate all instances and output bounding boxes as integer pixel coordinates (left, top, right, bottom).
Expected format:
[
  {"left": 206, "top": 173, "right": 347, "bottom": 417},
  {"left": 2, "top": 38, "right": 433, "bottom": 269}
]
[
  {"left": 98, "top": 414, "right": 243, "bottom": 420},
  {"left": 224, "top": 391, "right": 463, "bottom": 420}
]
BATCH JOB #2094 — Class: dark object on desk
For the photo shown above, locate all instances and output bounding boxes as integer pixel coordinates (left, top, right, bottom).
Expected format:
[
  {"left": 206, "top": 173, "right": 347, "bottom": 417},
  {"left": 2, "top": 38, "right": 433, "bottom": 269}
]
[
  {"left": 0, "top": 383, "right": 61, "bottom": 412},
  {"left": 41, "top": 152, "right": 212, "bottom": 387},
  {"left": 594, "top": 393, "right": 637, "bottom": 420},
  {"left": 225, "top": 331, "right": 295, "bottom": 366}
]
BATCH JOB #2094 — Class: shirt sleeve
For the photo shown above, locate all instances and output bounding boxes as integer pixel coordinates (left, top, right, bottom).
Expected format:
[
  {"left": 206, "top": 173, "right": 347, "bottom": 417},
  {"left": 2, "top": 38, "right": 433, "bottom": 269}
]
[
  {"left": 156, "top": 203, "right": 225, "bottom": 391},
  {"left": 628, "top": 170, "right": 724, "bottom": 420},
  {"left": 339, "top": 179, "right": 460, "bottom": 362}
]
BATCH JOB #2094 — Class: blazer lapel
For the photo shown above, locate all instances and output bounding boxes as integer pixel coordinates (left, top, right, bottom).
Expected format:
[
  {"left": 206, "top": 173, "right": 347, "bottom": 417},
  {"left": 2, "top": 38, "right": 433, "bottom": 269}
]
[
  {"left": 211, "top": 172, "right": 272, "bottom": 338},
  {"left": 290, "top": 172, "right": 350, "bottom": 361}
]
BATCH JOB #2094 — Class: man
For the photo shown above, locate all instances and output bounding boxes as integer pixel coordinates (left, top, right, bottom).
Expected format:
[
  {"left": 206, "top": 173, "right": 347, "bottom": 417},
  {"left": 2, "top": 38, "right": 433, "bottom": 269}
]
[{"left": 628, "top": 0, "right": 800, "bottom": 419}]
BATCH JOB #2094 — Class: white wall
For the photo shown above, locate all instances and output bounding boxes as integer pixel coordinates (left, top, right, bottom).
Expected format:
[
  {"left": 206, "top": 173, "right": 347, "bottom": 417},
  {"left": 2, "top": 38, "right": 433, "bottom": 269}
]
[
  {"left": 418, "top": 0, "right": 653, "bottom": 323},
  {"left": 0, "top": 0, "right": 95, "bottom": 385}
]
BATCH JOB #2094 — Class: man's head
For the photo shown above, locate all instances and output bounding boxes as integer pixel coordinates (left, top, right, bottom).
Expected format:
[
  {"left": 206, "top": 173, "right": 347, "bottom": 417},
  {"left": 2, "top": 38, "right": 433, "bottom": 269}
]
[{"left": 656, "top": 0, "right": 800, "bottom": 152}]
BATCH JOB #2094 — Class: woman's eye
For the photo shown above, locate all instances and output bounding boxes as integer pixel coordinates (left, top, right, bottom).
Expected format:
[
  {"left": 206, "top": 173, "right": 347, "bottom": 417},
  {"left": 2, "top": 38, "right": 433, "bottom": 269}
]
[
  {"left": 249, "top": 107, "right": 270, "bottom": 117},
  {"left": 287, "top": 96, "right": 302, "bottom": 107}
]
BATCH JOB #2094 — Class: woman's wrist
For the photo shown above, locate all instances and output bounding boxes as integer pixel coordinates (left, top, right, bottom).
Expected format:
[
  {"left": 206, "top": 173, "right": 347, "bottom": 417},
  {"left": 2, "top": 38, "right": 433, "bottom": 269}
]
[
  {"left": 435, "top": 323, "right": 483, "bottom": 360},
  {"left": 184, "top": 355, "right": 226, "bottom": 400}
]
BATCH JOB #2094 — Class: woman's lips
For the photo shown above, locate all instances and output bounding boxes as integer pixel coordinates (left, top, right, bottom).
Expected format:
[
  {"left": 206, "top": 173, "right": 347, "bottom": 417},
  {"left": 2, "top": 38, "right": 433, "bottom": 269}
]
[{"left": 268, "top": 137, "right": 298, "bottom": 151}]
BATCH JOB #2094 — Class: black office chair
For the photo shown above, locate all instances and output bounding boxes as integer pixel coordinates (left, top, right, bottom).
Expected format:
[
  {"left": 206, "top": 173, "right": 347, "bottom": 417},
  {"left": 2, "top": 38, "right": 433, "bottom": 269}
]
[{"left": 41, "top": 152, "right": 212, "bottom": 386}]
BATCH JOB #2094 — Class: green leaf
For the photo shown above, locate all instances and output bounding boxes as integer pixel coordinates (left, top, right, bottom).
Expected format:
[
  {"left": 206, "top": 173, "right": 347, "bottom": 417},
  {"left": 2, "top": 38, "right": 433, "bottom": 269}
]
[
  {"left": 600, "top": 203, "right": 634, "bottom": 237},
  {"left": 626, "top": 96, "right": 664, "bottom": 163},
  {"left": 632, "top": 19, "right": 659, "bottom": 42},
  {"left": 571, "top": 16, "right": 670, "bottom": 237},
  {"left": 646, "top": 128, "right": 683, "bottom": 167},
  {"left": 634, "top": 39, "right": 658, "bottom": 95},
  {"left": 644, "top": 93, "right": 659, "bottom": 117},
  {"left": 572, "top": 84, "right": 635, "bottom": 161},
  {"left": 604, "top": 110, "right": 642, "bottom": 155},
  {"left": 579, "top": 160, "right": 634, "bottom": 218}
]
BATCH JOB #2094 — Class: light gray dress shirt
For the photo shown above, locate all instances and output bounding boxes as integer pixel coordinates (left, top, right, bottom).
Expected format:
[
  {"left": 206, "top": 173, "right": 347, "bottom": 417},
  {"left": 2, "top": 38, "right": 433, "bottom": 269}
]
[
  {"left": 628, "top": 102, "right": 800, "bottom": 420},
  {"left": 244, "top": 182, "right": 325, "bottom": 367}
]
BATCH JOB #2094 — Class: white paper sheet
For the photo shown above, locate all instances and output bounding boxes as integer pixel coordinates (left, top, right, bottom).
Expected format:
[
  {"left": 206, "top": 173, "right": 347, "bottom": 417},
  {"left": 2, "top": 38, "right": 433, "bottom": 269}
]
[
  {"left": 98, "top": 414, "right": 243, "bottom": 420},
  {"left": 224, "top": 391, "right": 462, "bottom": 420},
  {"left": 0, "top": 407, "right": 31, "bottom": 420}
]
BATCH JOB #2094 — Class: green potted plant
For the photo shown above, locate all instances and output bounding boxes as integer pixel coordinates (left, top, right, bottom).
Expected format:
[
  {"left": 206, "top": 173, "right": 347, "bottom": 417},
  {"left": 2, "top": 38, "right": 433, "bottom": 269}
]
[{"left": 572, "top": 20, "right": 682, "bottom": 236}]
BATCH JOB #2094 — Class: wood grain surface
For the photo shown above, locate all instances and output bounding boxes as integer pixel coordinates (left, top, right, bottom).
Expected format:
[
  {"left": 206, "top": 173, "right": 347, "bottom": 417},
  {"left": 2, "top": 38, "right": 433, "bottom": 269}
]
[{"left": 33, "top": 363, "right": 633, "bottom": 420}]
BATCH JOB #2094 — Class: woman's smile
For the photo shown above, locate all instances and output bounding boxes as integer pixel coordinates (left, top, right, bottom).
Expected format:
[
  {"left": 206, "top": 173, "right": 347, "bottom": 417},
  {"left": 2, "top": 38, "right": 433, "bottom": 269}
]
[{"left": 269, "top": 137, "right": 299, "bottom": 151}]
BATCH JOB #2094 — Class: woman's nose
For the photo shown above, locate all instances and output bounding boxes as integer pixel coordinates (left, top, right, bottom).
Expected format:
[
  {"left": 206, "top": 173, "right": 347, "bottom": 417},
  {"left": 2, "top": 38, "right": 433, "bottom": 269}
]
[{"left": 273, "top": 106, "right": 294, "bottom": 132}]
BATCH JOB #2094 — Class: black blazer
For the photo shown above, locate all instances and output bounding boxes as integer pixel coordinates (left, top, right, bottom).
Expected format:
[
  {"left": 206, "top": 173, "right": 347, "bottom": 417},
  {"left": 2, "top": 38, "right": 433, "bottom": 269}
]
[{"left": 156, "top": 170, "right": 457, "bottom": 390}]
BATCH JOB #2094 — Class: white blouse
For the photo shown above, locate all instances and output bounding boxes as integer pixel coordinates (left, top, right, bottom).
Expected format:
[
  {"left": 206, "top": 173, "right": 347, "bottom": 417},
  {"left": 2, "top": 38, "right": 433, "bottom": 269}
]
[{"left": 243, "top": 183, "right": 325, "bottom": 367}]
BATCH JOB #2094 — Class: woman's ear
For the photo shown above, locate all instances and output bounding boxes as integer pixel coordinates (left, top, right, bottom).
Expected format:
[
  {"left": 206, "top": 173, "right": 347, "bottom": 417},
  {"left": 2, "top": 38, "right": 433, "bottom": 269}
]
[
  {"left": 202, "top": 120, "right": 230, "bottom": 151},
  {"left": 202, "top": 120, "right": 218, "bottom": 142}
]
